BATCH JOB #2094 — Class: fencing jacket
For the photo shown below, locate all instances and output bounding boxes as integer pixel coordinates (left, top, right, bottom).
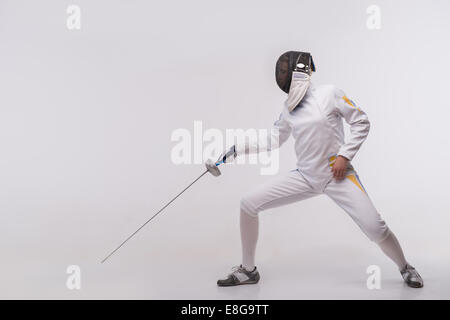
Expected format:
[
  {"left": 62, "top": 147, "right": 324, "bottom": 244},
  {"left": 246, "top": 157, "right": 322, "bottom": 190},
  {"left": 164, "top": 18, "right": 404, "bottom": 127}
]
[{"left": 236, "top": 83, "right": 370, "bottom": 191}]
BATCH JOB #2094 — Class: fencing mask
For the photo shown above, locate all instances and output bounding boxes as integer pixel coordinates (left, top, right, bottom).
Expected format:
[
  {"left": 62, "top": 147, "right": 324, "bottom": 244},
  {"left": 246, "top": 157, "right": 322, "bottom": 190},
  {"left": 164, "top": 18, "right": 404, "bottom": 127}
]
[{"left": 275, "top": 51, "right": 316, "bottom": 112}]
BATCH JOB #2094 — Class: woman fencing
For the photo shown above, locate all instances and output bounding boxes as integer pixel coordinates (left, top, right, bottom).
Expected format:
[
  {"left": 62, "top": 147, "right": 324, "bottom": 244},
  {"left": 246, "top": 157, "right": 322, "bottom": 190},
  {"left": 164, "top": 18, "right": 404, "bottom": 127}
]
[{"left": 216, "top": 51, "right": 423, "bottom": 289}]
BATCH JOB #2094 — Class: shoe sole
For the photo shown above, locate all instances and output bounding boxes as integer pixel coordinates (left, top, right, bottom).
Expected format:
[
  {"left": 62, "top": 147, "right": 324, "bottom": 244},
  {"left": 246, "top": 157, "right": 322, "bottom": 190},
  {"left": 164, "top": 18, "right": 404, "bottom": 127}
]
[
  {"left": 217, "top": 279, "right": 259, "bottom": 287},
  {"left": 217, "top": 274, "right": 260, "bottom": 287},
  {"left": 406, "top": 282, "right": 424, "bottom": 288}
]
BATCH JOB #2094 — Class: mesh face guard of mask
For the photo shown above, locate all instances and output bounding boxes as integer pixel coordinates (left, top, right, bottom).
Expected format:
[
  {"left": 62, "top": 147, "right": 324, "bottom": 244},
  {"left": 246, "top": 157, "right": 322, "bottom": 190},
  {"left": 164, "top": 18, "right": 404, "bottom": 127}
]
[{"left": 275, "top": 51, "right": 316, "bottom": 94}]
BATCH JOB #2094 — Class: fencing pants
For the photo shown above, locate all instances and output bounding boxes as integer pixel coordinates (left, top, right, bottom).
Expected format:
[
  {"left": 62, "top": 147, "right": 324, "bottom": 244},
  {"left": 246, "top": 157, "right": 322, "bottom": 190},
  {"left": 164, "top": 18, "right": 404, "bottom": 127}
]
[{"left": 239, "top": 169, "right": 400, "bottom": 270}]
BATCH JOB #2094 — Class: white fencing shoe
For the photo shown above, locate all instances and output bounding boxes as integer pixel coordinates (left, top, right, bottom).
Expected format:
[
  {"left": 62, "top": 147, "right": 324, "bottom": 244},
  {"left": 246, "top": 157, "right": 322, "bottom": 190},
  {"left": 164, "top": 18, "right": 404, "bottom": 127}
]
[
  {"left": 217, "top": 265, "right": 260, "bottom": 287},
  {"left": 400, "top": 264, "right": 424, "bottom": 288}
]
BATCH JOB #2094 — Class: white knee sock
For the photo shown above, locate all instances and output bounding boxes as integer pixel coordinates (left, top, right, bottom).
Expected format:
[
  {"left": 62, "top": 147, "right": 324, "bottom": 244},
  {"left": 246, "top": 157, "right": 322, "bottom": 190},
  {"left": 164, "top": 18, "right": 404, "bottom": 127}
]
[
  {"left": 240, "top": 210, "right": 259, "bottom": 271},
  {"left": 377, "top": 231, "right": 408, "bottom": 270}
]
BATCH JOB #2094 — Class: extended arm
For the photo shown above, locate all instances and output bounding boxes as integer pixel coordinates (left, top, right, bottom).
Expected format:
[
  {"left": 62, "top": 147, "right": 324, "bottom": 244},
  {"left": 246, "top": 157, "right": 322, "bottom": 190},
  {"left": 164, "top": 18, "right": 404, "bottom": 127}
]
[{"left": 218, "top": 113, "right": 291, "bottom": 163}]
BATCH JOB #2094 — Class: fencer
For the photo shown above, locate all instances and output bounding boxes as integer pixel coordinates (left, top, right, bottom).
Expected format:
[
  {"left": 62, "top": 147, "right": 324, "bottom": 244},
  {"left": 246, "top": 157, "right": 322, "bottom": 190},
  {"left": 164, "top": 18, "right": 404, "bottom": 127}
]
[{"left": 216, "top": 51, "right": 423, "bottom": 288}]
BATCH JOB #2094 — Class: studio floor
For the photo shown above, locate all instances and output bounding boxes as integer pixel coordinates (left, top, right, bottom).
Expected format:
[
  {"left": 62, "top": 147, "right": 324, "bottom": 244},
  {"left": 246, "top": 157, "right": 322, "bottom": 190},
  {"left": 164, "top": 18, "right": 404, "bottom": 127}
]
[{"left": 2, "top": 241, "right": 447, "bottom": 300}]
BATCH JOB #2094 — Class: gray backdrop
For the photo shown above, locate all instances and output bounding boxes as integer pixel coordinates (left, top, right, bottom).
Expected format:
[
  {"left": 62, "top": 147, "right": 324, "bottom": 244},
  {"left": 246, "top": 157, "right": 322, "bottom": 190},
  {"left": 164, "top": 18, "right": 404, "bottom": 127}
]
[{"left": 0, "top": 0, "right": 449, "bottom": 299}]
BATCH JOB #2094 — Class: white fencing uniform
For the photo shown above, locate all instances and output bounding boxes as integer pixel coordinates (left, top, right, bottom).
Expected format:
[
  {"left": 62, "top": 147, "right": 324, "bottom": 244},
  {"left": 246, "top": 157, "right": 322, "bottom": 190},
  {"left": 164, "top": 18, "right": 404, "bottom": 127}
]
[{"left": 237, "top": 83, "right": 390, "bottom": 243}]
